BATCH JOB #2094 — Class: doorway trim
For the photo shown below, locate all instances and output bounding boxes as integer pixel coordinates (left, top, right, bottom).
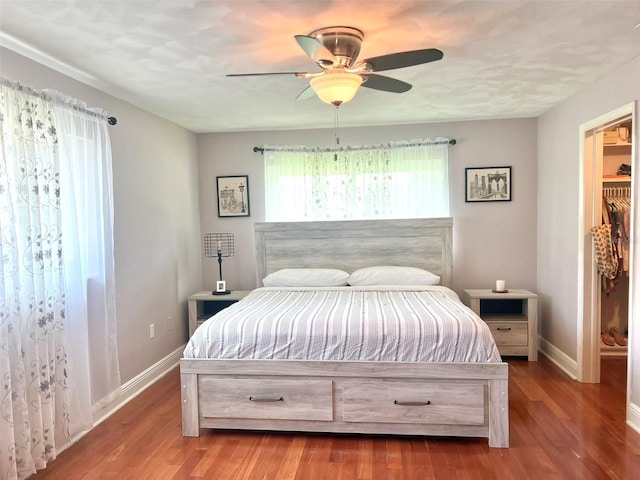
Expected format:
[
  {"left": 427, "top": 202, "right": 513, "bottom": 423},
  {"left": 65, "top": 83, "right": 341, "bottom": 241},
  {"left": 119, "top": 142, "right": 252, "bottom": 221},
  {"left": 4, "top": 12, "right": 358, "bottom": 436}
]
[{"left": 578, "top": 102, "right": 634, "bottom": 383}]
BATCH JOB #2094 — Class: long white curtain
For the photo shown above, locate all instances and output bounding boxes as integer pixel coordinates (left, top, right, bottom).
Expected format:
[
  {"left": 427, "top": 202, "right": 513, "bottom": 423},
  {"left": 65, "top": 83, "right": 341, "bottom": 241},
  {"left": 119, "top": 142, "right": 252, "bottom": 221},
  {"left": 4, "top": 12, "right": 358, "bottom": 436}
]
[
  {"left": 0, "top": 79, "right": 119, "bottom": 479},
  {"left": 51, "top": 91, "right": 120, "bottom": 418},
  {"left": 264, "top": 139, "right": 450, "bottom": 221}
]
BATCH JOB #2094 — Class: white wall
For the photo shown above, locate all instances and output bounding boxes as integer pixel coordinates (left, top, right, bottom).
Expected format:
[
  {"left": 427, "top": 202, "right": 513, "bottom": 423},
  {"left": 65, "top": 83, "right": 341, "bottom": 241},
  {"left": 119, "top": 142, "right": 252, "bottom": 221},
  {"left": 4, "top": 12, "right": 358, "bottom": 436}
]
[
  {"left": 537, "top": 56, "right": 639, "bottom": 418},
  {"left": 197, "top": 117, "right": 538, "bottom": 299},
  {"left": 1, "top": 47, "right": 203, "bottom": 382}
]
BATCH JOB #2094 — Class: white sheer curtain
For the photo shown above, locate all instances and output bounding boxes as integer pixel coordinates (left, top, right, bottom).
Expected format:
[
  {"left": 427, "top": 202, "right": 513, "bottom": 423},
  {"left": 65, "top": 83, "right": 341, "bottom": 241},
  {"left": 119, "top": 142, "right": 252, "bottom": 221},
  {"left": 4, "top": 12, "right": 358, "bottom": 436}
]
[
  {"left": 264, "top": 139, "right": 450, "bottom": 221},
  {"left": 0, "top": 79, "right": 119, "bottom": 480},
  {"left": 50, "top": 90, "right": 120, "bottom": 417}
]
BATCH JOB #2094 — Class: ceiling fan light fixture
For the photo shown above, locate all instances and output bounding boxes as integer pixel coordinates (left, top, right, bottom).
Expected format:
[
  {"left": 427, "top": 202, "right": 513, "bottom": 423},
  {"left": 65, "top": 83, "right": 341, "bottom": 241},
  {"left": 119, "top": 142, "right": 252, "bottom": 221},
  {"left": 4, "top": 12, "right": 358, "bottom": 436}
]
[{"left": 310, "top": 72, "right": 363, "bottom": 106}]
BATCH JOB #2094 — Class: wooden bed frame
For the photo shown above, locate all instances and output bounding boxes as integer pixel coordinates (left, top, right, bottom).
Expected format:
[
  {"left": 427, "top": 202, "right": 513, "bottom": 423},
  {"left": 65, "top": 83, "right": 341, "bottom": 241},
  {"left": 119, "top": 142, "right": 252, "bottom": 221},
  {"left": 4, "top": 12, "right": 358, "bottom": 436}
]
[{"left": 181, "top": 218, "right": 509, "bottom": 448}]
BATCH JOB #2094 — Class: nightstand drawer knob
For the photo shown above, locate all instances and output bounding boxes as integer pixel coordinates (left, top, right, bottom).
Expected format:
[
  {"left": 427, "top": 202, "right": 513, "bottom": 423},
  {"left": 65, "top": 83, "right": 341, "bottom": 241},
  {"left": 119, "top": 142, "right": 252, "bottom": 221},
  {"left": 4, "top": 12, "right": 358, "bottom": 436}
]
[{"left": 497, "top": 327, "right": 512, "bottom": 332}]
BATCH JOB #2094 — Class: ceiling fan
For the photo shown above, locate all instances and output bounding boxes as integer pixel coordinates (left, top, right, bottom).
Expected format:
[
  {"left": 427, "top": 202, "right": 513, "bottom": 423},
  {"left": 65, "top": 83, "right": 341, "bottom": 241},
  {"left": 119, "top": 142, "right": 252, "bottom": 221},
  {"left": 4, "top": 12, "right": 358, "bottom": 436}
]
[{"left": 227, "top": 26, "right": 443, "bottom": 106}]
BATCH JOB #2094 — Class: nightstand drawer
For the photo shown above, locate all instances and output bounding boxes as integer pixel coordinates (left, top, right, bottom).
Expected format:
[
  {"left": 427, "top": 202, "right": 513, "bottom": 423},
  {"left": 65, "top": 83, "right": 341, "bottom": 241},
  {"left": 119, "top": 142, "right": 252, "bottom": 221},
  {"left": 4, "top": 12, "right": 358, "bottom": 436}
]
[{"left": 487, "top": 322, "right": 528, "bottom": 345}]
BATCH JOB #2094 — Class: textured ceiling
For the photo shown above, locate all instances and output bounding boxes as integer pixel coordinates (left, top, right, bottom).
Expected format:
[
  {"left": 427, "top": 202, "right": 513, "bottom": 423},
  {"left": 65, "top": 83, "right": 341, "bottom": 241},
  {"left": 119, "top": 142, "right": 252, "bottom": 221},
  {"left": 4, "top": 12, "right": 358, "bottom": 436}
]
[{"left": 1, "top": 1, "right": 640, "bottom": 133}]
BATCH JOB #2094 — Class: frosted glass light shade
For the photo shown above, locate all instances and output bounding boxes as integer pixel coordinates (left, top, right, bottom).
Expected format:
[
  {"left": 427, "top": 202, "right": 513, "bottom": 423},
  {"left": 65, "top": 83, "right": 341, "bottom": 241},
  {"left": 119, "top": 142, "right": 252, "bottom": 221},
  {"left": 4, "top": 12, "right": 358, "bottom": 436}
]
[{"left": 310, "top": 72, "right": 363, "bottom": 106}]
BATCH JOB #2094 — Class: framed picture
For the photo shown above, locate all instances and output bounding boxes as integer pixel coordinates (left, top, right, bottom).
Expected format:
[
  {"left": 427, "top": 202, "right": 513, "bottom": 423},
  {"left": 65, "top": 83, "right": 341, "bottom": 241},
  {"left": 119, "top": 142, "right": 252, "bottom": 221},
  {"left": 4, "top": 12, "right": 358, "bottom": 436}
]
[
  {"left": 216, "top": 280, "right": 227, "bottom": 293},
  {"left": 465, "top": 166, "right": 512, "bottom": 202},
  {"left": 216, "top": 175, "right": 250, "bottom": 217}
]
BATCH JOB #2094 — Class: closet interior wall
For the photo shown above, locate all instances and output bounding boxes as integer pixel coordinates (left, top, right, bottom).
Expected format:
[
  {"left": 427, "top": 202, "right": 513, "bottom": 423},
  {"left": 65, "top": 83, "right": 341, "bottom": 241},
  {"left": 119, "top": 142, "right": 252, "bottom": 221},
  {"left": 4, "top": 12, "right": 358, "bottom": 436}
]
[{"left": 600, "top": 119, "right": 632, "bottom": 356}]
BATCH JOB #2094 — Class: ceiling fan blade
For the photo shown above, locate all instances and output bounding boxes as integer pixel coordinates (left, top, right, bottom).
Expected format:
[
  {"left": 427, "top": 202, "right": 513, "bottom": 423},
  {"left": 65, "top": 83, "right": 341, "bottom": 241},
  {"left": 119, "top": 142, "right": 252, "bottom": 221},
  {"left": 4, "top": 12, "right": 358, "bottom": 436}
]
[
  {"left": 227, "top": 72, "right": 306, "bottom": 77},
  {"left": 295, "top": 85, "right": 317, "bottom": 101},
  {"left": 362, "top": 48, "right": 443, "bottom": 72},
  {"left": 295, "top": 35, "right": 337, "bottom": 66},
  {"left": 361, "top": 74, "right": 412, "bottom": 93}
]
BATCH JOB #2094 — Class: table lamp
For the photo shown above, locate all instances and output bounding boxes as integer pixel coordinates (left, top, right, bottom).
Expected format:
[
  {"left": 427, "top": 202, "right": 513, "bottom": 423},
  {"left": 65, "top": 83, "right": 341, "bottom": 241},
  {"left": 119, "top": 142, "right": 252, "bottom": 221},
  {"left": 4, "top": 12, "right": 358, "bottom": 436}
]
[{"left": 204, "top": 233, "right": 234, "bottom": 295}]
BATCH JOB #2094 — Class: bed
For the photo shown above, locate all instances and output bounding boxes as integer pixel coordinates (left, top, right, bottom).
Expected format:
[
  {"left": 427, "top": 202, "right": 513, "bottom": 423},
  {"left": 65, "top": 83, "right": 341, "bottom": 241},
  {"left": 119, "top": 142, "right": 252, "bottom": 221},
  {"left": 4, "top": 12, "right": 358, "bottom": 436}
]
[{"left": 180, "top": 218, "right": 509, "bottom": 448}]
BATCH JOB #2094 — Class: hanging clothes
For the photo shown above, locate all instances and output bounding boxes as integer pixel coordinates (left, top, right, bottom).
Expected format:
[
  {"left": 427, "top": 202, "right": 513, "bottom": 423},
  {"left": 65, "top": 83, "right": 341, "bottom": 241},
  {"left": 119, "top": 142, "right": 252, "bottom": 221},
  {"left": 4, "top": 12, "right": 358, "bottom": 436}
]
[
  {"left": 592, "top": 223, "right": 619, "bottom": 285},
  {"left": 602, "top": 187, "right": 631, "bottom": 274}
]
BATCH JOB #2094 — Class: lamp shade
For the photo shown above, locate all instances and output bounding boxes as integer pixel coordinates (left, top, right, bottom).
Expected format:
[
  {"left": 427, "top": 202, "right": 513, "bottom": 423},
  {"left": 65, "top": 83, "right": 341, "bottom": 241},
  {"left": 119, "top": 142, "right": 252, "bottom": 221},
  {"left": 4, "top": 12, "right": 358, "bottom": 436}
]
[
  {"left": 310, "top": 72, "right": 364, "bottom": 106},
  {"left": 204, "top": 233, "right": 234, "bottom": 258}
]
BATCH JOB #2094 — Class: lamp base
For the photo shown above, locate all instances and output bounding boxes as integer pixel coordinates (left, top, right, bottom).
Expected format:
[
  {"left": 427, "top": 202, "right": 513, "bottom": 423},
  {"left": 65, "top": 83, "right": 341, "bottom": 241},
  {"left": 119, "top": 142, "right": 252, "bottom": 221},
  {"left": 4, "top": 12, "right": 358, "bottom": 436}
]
[{"left": 212, "top": 290, "right": 231, "bottom": 295}]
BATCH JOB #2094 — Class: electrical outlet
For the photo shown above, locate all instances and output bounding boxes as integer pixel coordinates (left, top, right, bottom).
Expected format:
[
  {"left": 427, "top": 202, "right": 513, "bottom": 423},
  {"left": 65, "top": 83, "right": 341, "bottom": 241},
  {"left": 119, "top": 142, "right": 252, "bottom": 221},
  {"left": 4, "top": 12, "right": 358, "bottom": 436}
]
[
  {"left": 166, "top": 316, "right": 172, "bottom": 331},
  {"left": 149, "top": 324, "right": 155, "bottom": 338}
]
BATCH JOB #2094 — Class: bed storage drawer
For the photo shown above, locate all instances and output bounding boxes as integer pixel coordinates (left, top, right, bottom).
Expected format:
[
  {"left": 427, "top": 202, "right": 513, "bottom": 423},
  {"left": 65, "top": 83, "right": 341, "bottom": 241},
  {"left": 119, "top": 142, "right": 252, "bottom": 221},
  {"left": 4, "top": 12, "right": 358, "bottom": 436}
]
[
  {"left": 343, "top": 381, "right": 485, "bottom": 425},
  {"left": 199, "top": 378, "right": 333, "bottom": 421}
]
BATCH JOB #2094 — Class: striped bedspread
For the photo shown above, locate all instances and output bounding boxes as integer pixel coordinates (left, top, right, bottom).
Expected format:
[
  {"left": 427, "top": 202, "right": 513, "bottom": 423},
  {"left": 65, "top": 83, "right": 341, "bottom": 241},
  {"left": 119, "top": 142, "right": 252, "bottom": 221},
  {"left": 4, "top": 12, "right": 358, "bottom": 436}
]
[{"left": 183, "top": 286, "right": 501, "bottom": 363}]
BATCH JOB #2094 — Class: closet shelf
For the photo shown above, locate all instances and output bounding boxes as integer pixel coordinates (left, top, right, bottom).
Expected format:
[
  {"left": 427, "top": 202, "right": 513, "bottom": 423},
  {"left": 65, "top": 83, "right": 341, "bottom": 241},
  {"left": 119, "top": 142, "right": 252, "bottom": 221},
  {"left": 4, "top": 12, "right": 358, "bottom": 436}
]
[
  {"left": 604, "top": 142, "right": 631, "bottom": 148},
  {"left": 602, "top": 176, "right": 631, "bottom": 183},
  {"left": 601, "top": 344, "right": 628, "bottom": 357}
]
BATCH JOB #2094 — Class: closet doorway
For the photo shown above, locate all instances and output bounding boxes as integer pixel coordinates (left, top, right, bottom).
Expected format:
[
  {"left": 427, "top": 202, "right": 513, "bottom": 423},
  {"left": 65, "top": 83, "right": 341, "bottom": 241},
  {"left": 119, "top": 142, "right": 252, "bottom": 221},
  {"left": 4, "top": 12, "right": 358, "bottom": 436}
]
[{"left": 579, "top": 102, "right": 635, "bottom": 387}]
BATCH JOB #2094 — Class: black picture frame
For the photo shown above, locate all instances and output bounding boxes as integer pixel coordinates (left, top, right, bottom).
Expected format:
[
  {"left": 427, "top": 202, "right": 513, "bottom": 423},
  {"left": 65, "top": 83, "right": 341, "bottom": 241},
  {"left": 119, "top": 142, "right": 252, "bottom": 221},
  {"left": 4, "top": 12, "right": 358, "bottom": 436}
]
[
  {"left": 216, "top": 175, "right": 250, "bottom": 217},
  {"left": 465, "top": 166, "right": 512, "bottom": 202}
]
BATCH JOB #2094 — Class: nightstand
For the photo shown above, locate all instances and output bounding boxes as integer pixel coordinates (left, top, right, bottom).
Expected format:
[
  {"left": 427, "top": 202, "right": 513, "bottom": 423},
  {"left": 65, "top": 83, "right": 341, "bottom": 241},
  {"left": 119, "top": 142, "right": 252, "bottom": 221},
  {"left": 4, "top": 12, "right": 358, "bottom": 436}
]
[
  {"left": 188, "top": 290, "right": 250, "bottom": 337},
  {"left": 464, "top": 289, "right": 538, "bottom": 361}
]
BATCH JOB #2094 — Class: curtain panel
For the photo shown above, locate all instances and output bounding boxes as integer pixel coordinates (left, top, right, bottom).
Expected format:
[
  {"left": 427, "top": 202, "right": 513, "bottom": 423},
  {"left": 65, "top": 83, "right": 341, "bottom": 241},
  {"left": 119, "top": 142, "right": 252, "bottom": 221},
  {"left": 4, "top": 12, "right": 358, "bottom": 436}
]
[
  {"left": 264, "top": 140, "right": 450, "bottom": 221},
  {"left": 0, "top": 79, "right": 119, "bottom": 480}
]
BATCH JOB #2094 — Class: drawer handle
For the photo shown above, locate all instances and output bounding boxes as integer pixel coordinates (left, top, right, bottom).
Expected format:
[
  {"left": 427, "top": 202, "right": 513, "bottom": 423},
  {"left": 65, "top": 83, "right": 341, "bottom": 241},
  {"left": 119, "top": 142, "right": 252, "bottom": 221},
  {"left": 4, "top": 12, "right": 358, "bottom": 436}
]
[
  {"left": 394, "top": 400, "right": 431, "bottom": 406},
  {"left": 497, "top": 327, "right": 512, "bottom": 331},
  {"left": 249, "top": 394, "right": 284, "bottom": 403}
]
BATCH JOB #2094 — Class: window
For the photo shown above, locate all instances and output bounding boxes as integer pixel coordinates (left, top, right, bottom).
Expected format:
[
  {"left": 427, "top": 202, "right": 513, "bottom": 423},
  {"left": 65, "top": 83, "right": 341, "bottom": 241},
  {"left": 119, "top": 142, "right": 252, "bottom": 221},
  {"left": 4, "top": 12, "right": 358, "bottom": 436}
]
[{"left": 264, "top": 139, "right": 450, "bottom": 221}]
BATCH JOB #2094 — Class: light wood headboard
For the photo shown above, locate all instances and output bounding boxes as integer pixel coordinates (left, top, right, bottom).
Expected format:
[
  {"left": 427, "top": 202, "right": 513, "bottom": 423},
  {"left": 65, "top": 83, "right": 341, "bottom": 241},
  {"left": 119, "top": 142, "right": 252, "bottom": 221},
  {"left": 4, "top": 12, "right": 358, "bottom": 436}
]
[{"left": 254, "top": 218, "right": 453, "bottom": 287}]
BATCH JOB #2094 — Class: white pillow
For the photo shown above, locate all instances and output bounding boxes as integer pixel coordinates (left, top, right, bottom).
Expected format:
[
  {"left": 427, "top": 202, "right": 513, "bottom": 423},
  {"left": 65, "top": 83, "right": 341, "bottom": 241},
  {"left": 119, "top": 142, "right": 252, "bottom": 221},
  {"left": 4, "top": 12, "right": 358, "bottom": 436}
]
[
  {"left": 262, "top": 268, "right": 350, "bottom": 287},
  {"left": 347, "top": 266, "right": 440, "bottom": 286}
]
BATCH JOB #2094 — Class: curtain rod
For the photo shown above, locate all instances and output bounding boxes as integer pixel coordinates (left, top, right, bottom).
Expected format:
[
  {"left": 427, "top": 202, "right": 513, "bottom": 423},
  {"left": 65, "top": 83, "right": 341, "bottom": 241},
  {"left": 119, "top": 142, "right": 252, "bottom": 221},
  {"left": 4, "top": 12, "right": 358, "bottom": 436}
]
[
  {"left": 1, "top": 77, "right": 117, "bottom": 125},
  {"left": 53, "top": 96, "right": 117, "bottom": 125},
  {"left": 67, "top": 103, "right": 117, "bottom": 125},
  {"left": 253, "top": 138, "right": 456, "bottom": 154}
]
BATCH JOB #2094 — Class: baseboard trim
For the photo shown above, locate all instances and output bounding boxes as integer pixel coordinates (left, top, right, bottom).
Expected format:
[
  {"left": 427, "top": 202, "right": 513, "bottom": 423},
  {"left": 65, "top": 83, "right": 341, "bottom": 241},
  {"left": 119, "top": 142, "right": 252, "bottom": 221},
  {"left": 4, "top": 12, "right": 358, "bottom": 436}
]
[
  {"left": 538, "top": 336, "right": 578, "bottom": 380},
  {"left": 54, "top": 344, "right": 184, "bottom": 460},
  {"left": 628, "top": 402, "right": 640, "bottom": 434},
  {"left": 93, "top": 344, "right": 184, "bottom": 426},
  {"left": 539, "top": 337, "right": 639, "bottom": 434}
]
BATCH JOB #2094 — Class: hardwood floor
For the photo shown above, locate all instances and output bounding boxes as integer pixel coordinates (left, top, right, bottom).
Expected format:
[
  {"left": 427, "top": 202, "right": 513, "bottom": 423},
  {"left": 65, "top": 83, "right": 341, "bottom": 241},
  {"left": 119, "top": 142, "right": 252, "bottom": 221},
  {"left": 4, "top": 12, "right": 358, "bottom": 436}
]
[{"left": 32, "top": 356, "right": 640, "bottom": 479}]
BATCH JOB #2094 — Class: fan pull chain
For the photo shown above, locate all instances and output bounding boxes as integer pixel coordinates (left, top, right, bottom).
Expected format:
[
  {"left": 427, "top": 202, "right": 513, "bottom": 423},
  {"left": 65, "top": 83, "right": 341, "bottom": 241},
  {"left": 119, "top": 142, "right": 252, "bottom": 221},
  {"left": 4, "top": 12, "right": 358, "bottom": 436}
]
[{"left": 334, "top": 106, "right": 339, "bottom": 161}]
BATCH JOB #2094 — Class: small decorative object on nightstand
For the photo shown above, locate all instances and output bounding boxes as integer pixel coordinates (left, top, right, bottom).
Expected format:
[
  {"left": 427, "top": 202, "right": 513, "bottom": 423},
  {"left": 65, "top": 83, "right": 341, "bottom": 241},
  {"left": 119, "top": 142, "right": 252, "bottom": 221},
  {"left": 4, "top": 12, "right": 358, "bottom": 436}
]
[
  {"left": 464, "top": 288, "right": 538, "bottom": 361},
  {"left": 188, "top": 290, "right": 250, "bottom": 337},
  {"left": 493, "top": 280, "right": 507, "bottom": 293}
]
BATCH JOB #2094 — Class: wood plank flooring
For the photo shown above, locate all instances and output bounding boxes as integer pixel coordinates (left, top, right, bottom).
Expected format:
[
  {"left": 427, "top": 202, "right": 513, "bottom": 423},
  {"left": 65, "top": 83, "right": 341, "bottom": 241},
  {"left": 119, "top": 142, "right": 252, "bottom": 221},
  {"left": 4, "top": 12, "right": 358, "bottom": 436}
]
[{"left": 31, "top": 356, "right": 640, "bottom": 479}]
